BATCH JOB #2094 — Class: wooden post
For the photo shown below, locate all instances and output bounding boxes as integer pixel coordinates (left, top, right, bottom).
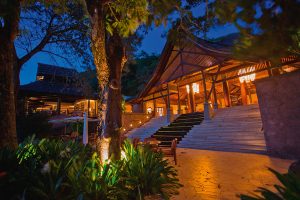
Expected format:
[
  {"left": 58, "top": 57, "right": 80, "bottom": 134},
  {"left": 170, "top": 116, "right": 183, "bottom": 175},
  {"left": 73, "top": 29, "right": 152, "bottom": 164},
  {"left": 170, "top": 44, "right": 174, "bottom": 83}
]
[
  {"left": 240, "top": 82, "right": 248, "bottom": 105},
  {"left": 222, "top": 80, "right": 231, "bottom": 107},
  {"left": 177, "top": 85, "right": 181, "bottom": 114},
  {"left": 24, "top": 96, "right": 29, "bottom": 115},
  {"left": 153, "top": 94, "right": 157, "bottom": 117},
  {"left": 56, "top": 97, "right": 61, "bottom": 115},
  {"left": 202, "top": 71, "right": 210, "bottom": 120},
  {"left": 213, "top": 84, "right": 218, "bottom": 110},
  {"left": 189, "top": 83, "right": 195, "bottom": 113},
  {"left": 166, "top": 84, "right": 171, "bottom": 123},
  {"left": 87, "top": 99, "right": 90, "bottom": 117}
]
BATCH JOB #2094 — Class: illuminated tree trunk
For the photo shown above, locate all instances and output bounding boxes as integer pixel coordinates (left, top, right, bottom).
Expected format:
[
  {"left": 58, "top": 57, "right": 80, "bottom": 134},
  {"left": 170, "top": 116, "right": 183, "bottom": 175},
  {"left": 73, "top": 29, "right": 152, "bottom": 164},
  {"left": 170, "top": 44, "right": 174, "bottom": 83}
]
[
  {"left": 85, "top": 0, "right": 124, "bottom": 160},
  {"left": 0, "top": 0, "right": 20, "bottom": 148}
]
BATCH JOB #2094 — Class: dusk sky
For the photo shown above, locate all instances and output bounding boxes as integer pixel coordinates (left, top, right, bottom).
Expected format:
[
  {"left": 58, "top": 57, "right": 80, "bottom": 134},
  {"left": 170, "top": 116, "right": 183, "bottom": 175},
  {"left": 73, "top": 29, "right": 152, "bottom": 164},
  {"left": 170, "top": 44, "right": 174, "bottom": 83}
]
[{"left": 19, "top": 21, "right": 238, "bottom": 85}]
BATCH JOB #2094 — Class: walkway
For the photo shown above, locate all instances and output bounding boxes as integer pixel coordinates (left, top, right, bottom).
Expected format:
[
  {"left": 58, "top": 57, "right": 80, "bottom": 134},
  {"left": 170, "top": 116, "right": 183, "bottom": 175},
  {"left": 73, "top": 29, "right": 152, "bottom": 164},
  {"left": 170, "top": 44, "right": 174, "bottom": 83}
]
[
  {"left": 172, "top": 148, "right": 293, "bottom": 200},
  {"left": 126, "top": 116, "right": 168, "bottom": 141},
  {"left": 179, "top": 105, "right": 267, "bottom": 154}
]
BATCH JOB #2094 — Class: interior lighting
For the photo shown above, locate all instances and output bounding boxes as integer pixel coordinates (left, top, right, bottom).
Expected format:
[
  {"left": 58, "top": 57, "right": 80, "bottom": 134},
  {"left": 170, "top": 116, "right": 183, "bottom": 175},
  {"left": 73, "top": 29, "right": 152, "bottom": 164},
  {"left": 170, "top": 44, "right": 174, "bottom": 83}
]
[
  {"left": 192, "top": 83, "right": 199, "bottom": 93},
  {"left": 186, "top": 85, "right": 190, "bottom": 93},
  {"left": 238, "top": 66, "right": 256, "bottom": 83}
]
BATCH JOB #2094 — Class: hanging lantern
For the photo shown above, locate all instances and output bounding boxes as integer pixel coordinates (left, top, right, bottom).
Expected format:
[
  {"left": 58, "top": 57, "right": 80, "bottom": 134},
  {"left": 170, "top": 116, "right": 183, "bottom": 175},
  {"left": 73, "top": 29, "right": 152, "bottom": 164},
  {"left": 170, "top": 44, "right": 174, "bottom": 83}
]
[
  {"left": 238, "top": 66, "right": 256, "bottom": 83},
  {"left": 186, "top": 85, "right": 190, "bottom": 94},
  {"left": 192, "top": 83, "right": 199, "bottom": 93}
]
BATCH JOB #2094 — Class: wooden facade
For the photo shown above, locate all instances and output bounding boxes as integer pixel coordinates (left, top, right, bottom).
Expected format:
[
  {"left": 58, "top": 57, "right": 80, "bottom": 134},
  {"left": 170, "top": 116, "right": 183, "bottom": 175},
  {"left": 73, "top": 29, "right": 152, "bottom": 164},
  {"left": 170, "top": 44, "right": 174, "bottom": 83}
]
[{"left": 128, "top": 34, "right": 300, "bottom": 121}]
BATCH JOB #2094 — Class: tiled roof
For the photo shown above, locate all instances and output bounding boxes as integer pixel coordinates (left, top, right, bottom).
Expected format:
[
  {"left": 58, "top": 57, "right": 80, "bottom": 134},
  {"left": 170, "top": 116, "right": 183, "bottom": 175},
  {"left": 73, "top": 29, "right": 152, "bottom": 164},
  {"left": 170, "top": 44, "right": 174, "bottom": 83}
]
[
  {"left": 37, "top": 63, "right": 78, "bottom": 78},
  {"left": 20, "top": 80, "right": 88, "bottom": 98}
]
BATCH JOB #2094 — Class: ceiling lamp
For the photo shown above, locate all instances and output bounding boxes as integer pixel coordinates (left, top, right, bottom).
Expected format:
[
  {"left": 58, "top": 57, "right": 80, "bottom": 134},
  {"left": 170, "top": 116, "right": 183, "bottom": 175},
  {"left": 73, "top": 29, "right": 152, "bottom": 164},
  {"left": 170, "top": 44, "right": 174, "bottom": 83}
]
[{"left": 238, "top": 66, "right": 256, "bottom": 83}]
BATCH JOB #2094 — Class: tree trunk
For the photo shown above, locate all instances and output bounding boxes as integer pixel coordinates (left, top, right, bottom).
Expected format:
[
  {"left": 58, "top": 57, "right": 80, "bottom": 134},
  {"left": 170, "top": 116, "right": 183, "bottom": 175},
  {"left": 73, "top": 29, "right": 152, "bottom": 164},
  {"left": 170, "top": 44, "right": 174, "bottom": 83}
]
[
  {"left": 0, "top": 0, "right": 21, "bottom": 148},
  {"left": 105, "top": 34, "right": 125, "bottom": 160},
  {"left": 84, "top": 0, "right": 124, "bottom": 160}
]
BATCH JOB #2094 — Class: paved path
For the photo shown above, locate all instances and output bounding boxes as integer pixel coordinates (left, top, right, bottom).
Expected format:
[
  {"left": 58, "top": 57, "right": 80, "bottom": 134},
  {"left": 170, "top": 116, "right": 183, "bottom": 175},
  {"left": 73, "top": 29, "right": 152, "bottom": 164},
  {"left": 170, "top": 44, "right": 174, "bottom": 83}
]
[
  {"left": 179, "top": 105, "right": 267, "bottom": 154},
  {"left": 172, "top": 148, "right": 293, "bottom": 200},
  {"left": 126, "top": 116, "right": 169, "bottom": 141}
]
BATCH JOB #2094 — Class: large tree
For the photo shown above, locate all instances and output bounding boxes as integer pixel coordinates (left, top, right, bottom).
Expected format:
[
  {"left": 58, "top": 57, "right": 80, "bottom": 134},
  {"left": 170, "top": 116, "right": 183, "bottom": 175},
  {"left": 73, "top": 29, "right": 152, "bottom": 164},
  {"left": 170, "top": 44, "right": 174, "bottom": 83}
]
[
  {"left": 0, "top": 0, "right": 20, "bottom": 148},
  {"left": 83, "top": 0, "right": 180, "bottom": 160}
]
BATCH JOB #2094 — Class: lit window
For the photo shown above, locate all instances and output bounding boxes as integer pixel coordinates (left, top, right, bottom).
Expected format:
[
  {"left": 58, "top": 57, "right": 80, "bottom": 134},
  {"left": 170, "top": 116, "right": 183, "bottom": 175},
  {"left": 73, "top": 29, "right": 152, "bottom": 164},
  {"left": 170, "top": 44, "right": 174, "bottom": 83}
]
[
  {"left": 147, "top": 107, "right": 152, "bottom": 114},
  {"left": 186, "top": 85, "right": 190, "bottom": 93},
  {"left": 192, "top": 83, "right": 199, "bottom": 93}
]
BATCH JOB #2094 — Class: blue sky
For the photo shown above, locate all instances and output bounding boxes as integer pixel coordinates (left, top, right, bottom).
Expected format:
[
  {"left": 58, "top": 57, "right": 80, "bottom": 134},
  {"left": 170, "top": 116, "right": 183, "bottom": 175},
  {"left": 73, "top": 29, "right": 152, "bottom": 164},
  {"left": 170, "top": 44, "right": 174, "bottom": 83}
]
[{"left": 19, "top": 16, "right": 238, "bottom": 85}]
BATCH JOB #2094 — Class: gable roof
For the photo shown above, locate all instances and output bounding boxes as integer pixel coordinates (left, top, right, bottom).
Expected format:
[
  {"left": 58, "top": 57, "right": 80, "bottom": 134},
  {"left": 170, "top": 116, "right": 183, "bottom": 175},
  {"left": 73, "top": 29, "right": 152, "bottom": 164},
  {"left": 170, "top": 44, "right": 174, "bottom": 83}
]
[
  {"left": 137, "top": 34, "right": 239, "bottom": 99},
  {"left": 37, "top": 63, "right": 78, "bottom": 78}
]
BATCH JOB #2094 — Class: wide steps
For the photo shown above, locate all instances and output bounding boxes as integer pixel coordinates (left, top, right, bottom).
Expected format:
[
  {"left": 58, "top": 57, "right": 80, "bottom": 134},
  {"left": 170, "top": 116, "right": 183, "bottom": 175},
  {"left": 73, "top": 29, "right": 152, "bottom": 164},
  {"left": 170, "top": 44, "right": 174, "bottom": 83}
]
[
  {"left": 151, "top": 112, "right": 204, "bottom": 147},
  {"left": 178, "top": 105, "right": 267, "bottom": 154}
]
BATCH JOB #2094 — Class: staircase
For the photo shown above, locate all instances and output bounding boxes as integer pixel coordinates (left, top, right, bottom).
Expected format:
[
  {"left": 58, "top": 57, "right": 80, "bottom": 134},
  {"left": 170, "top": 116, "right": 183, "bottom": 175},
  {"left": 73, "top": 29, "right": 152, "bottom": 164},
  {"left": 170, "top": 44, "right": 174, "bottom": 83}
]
[
  {"left": 151, "top": 112, "right": 204, "bottom": 147},
  {"left": 126, "top": 116, "right": 169, "bottom": 141},
  {"left": 178, "top": 105, "right": 267, "bottom": 154}
]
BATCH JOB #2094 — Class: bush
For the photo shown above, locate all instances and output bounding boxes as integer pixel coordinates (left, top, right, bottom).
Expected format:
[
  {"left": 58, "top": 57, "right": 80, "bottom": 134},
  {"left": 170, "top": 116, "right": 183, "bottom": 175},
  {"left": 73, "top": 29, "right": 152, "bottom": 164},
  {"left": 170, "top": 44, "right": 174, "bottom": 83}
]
[
  {"left": 0, "top": 137, "right": 182, "bottom": 200},
  {"left": 121, "top": 140, "right": 182, "bottom": 200},
  {"left": 240, "top": 168, "right": 300, "bottom": 200}
]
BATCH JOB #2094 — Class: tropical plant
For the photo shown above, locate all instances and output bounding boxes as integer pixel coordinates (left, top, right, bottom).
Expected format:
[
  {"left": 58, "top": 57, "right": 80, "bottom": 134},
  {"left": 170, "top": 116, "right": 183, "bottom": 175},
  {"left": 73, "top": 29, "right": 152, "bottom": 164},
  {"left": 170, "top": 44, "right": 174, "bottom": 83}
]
[
  {"left": 240, "top": 168, "right": 300, "bottom": 200},
  {"left": 121, "top": 140, "right": 182, "bottom": 200},
  {"left": 0, "top": 137, "right": 182, "bottom": 199}
]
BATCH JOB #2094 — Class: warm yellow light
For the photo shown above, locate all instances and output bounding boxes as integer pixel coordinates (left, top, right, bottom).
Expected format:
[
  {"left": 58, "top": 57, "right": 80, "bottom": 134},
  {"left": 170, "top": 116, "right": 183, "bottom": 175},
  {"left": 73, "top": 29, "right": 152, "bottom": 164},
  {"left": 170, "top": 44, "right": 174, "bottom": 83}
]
[
  {"left": 123, "top": 128, "right": 126, "bottom": 131},
  {"left": 130, "top": 124, "right": 133, "bottom": 127},
  {"left": 238, "top": 66, "right": 256, "bottom": 83},
  {"left": 146, "top": 116, "right": 149, "bottom": 119},
  {"left": 139, "top": 121, "right": 142, "bottom": 124},
  {"left": 192, "top": 83, "right": 199, "bottom": 93},
  {"left": 186, "top": 85, "right": 190, "bottom": 93}
]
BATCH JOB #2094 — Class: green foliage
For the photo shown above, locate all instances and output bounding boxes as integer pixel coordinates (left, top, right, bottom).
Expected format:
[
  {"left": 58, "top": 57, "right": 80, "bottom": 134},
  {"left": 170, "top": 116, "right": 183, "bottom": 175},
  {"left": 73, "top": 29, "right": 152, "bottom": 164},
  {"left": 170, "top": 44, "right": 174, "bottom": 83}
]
[
  {"left": 122, "top": 140, "right": 182, "bottom": 199},
  {"left": 122, "top": 51, "right": 159, "bottom": 96},
  {"left": 17, "top": 112, "right": 52, "bottom": 140},
  {"left": 0, "top": 137, "right": 181, "bottom": 200},
  {"left": 214, "top": 0, "right": 300, "bottom": 63},
  {"left": 240, "top": 168, "right": 300, "bottom": 200}
]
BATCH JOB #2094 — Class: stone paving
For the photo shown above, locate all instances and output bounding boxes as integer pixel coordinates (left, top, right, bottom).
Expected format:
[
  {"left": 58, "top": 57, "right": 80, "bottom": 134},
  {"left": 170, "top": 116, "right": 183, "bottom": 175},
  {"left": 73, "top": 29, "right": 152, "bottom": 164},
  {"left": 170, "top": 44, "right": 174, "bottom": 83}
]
[{"left": 171, "top": 148, "right": 293, "bottom": 200}]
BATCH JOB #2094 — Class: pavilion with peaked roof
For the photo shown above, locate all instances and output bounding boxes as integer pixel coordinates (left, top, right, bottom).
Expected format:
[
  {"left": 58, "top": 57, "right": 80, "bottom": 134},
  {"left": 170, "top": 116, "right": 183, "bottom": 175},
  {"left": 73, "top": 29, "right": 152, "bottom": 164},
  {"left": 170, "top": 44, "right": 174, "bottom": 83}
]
[
  {"left": 127, "top": 33, "right": 300, "bottom": 121},
  {"left": 20, "top": 63, "right": 98, "bottom": 117}
]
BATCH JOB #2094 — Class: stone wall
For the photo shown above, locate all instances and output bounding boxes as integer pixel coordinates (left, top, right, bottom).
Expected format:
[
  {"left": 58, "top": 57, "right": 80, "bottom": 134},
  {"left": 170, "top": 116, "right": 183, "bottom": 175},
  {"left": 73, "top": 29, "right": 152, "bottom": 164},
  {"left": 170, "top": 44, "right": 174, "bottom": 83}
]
[{"left": 255, "top": 70, "right": 300, "bottom": 159}]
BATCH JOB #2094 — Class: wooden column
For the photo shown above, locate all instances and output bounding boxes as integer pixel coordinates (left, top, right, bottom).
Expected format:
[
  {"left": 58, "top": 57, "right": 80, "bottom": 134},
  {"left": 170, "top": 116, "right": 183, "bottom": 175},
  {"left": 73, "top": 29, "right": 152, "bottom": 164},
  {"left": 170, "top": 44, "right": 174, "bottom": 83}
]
[
  {"left": 222, "top": 80, "right": 231, "bottom": 107},
  {"left": 153, "top": 94, "right": 157, "bottom": 117},
  {"left": 202, "top": 71, "right": 210, "bottom": 120},
  {"left": 87, "top": 99, "right": 90, "bottom": 117},
  {"left": 177, "top": 85, "right": 181, "bottom": 114},
  {"left": 56, "top": 97, "right": 61, "bottom": 115},
  {"left": 189, "top": 83, "right": 195, "bottom": 113},
  {"left": 24, "top": 96, "right": 29, "bottom": 115},
  {"left": 94, "top": 100, "right": 97, "bottom": 117},
  {"left": 213, "top": 85, "right": 218, "bottom": 110},
  {"left": 166, "top": 84, "right": 171, "bottom": 122},
  {"left": 240, "top": 82, "right": 248, "bottom": 105}
]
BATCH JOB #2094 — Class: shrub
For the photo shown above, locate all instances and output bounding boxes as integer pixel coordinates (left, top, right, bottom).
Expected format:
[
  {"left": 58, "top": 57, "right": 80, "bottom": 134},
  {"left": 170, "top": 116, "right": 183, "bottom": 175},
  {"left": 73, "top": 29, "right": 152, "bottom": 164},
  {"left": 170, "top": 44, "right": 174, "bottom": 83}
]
[
  {"left": 240, "top": 168, "right": 300, "bottom": 200},
  {"left": 0, "top": 137, "right": 182, "bottom": 200},
  {"left": 122, "top": 140, "right": 182, "bottom": 200}
]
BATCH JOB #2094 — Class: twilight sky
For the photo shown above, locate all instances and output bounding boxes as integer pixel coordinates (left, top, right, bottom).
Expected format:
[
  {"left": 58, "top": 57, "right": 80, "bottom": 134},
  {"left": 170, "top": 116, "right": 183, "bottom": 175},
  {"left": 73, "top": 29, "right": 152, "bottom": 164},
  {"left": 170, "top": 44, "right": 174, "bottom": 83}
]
[{"left": 19, "top": 20, "right": 238, "bottom": 85}]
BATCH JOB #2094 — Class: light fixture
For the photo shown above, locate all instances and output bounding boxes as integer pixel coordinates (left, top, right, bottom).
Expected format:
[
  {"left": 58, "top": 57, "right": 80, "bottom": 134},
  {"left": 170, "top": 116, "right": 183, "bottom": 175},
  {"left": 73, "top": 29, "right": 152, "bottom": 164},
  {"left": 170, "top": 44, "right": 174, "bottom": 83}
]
[
  {"left": 238, "top": 66, "right": 256, "bottom": 83},
  {"left": 139, "top": 121, "right": 142, "bottom": 124},
  {"left": 130, "top": 124, "right": 133, "bottom": 127},
  {"left": 186, "top": 85, "right": 190, "bottom": 93},
  {"left": 147, "top": 107, "right": 152, "bottom": 114},
  {"left": 192, "top": 83, "right": 199, "bottom": 93}
]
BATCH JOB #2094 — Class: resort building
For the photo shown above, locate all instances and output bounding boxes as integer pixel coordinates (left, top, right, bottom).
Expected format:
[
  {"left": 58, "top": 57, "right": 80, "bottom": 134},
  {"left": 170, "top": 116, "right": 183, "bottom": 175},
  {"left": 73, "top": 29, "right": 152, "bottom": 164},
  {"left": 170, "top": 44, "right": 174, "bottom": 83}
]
[
  {"left": 127, "top": 34, "right": 299, "bottom": 121},
  {"left": 20, "top": 63, "right": 98, "bottom": 117}
]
